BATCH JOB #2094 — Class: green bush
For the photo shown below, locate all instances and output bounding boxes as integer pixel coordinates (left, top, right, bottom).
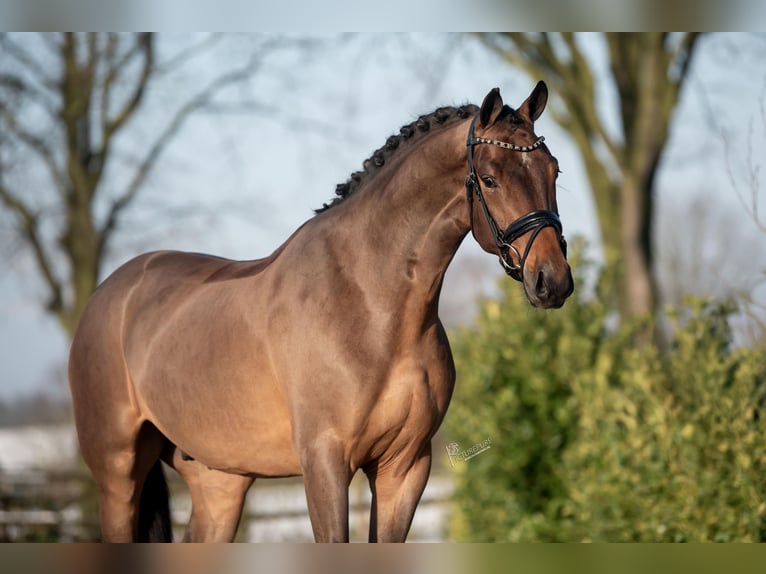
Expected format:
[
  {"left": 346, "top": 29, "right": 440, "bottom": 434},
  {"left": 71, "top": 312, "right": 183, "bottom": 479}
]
[{"left": 444, "top": 246, "right": 766, "bottom": 542}]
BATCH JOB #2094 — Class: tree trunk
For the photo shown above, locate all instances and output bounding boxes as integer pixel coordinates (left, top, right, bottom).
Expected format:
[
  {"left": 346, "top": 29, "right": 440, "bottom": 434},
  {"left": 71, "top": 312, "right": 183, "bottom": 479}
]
[{"left": 620, "top": 175, "right": 654, "bottom": 318}]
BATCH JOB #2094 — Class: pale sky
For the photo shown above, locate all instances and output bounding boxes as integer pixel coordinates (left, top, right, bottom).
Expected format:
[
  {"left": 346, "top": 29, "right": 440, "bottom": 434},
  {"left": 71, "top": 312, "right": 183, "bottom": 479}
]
[{"left": 0, "top": 33, "right": 764, "bottom": 399}]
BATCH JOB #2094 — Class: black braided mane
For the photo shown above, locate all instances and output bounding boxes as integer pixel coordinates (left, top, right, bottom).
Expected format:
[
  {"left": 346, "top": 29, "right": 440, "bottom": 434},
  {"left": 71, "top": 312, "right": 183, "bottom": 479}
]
[{"left": 315, "top": 103, "right": 479, "bottom": 213}]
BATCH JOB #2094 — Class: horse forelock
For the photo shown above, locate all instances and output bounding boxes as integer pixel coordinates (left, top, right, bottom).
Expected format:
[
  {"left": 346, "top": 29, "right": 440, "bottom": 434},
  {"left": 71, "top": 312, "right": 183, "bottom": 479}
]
[
  {"left": 315, "top": 103, "right": 479, "bottom": 214},
  {"left": 499, "top": 105, "right": 524, "bottom": 125}
]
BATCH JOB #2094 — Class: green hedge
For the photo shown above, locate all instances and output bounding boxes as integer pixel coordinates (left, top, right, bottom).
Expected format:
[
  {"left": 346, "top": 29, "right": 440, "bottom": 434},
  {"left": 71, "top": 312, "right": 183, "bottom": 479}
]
[{"left": 444, "top": 246, "right": 766, "bottom": 542}]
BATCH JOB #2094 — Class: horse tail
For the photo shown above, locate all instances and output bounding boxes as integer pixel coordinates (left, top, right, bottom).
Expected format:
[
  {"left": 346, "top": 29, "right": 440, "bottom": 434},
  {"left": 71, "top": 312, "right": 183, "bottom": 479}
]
[{"left": 137, "top": 460, "right": 172, "bottom": 542}]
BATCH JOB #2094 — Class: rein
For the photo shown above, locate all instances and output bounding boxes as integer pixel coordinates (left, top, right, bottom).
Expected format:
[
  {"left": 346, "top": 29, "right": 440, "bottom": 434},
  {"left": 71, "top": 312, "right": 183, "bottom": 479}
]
[{"left": 465, "top": 115, "right": 567, "bottom": 282}]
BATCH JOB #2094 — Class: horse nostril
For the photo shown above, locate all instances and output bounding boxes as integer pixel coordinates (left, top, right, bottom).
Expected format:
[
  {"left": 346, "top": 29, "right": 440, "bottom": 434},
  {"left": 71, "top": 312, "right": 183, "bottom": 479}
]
[{"left": 535, "top": 269, "right": 547, "bottom": 297}]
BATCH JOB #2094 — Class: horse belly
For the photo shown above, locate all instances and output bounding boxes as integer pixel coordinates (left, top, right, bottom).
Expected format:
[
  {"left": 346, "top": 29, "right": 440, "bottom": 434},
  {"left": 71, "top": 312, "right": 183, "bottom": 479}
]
[
  {"left": 138, "top": 367, "right": 300, "bottom": 476},
  {"left": 127, "top": 298, "right": 301, "bottom": 477}
]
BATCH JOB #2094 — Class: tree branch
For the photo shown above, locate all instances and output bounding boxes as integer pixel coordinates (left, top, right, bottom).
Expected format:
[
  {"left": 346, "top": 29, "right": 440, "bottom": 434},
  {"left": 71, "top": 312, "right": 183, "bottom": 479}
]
[
  {"left": 662, "top": 33, "right": 702, "bottom": 118},
  {"left": 0, "top": 73, "right": 24, "bottom": 92},
  {"left": 675, "top": 33, "right": 702, "bottom": 84},
  {"left": 40, "top": 32, "right": 62, "bottom": 55},
  {"left": 0, "top": 182, "right": 63, "bottom": 312},
  {"left": 0, "top": 71, "right": 60, "bottom": 122},
  {"left": 560, "top": 33, "right": 624, "bottom": 170},
  {"left": 102, "top": 33, "right": 153, "bottom": 141},
  {"left": 92, "top": 34, "right": 154, "bottom": 186},
  {"left": 0, "top": 33, "right": 59, "bottom": 91},
  {"left": 0, "top": 101, "right": 67, "bottom": 194},
  {"left": 154, "top": 33, "right": 224, "bottom": 74},
  {"left": 98, "top": 49, "right": 268, "bottom": 256},
  {"left": 99, "top": 33, "right": 119, "bottom": 146}
]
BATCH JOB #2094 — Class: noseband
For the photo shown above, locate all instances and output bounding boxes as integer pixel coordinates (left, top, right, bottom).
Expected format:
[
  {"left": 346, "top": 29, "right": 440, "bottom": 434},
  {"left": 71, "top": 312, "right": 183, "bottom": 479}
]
[{"left": 465, "top": 115, "right": 567, "bottom": 282}]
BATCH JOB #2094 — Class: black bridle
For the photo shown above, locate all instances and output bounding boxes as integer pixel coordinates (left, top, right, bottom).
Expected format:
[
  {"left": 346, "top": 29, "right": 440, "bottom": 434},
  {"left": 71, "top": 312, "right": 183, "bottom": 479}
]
[{"left": 465, "top": 115, "right": 567, "bottom": 282}]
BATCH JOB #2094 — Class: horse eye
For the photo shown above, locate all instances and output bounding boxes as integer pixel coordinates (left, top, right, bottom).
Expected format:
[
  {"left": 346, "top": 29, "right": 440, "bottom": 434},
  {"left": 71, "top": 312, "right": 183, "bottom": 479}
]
[{"left": 481, "top": 176, "right": 497, "bottom": 188}]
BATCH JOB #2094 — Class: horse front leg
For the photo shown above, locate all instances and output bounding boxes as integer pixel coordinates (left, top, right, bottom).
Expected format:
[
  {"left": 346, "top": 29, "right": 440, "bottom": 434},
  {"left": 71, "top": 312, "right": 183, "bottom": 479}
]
[
  {"left": 300, "top": 436, "right": 353, "bottom": 542},
  {"left": 365, "top": 443, "right": 432, "bottom": 542}
]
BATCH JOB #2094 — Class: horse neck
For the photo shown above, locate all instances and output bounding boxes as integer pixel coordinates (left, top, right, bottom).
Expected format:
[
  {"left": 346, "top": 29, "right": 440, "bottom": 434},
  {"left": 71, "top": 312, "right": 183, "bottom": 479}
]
[{"left": 320, "top": 120, "right": 472, "bottom": 318}]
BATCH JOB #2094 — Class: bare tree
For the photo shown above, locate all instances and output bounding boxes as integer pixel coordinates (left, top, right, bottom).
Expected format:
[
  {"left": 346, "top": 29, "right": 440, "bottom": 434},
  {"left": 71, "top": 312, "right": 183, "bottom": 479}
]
[
  {"left": 0, "top": 33, "right": 306, "bottom": 338},
  {"left": 718, "top": 73, "right": 766, "bottom": 345},
  {"left": 479, "top": 33, "right": 701, "bottom": 326}
]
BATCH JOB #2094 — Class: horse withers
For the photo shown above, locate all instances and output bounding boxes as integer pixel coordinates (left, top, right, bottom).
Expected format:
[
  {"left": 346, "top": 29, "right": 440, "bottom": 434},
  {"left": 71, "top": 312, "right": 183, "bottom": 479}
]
[{"left": 68, "top": 81, "right": 573, "bottom": 542}]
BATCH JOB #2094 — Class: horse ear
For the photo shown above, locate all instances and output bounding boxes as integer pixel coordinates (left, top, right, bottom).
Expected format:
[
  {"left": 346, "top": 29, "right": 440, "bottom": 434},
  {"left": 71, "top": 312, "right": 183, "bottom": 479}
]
[
  {"left": 479, "top": 87, "right": 504, "bottom": 127},
  {"left": 518, "top": 80, "right": 548, "bottom": 123}
]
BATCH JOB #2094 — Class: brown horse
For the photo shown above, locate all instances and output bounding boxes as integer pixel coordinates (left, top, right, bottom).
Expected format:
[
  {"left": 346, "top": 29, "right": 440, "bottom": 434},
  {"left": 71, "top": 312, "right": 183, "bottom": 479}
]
[{"left": 68, "top": 81, "right": 573, "bottom": 542}]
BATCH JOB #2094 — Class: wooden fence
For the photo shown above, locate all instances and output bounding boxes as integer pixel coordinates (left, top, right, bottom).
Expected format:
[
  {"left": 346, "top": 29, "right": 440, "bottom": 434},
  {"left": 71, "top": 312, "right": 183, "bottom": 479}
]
[{"left": 0, "top": 468, "right": 454, "bottom": 542}]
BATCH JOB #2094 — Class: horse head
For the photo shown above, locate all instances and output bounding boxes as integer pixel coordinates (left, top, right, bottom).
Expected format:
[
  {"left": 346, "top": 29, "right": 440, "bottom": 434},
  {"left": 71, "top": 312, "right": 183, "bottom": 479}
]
[{"left": 466, "top": 81, "right": 574, "bottom": 308}]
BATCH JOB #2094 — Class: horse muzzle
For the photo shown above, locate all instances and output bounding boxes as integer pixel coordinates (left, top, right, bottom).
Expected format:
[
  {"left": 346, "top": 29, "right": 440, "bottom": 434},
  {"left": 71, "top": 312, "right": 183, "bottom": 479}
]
[{"left": 523, "top": 261, "right": 574, "bottom": 309}]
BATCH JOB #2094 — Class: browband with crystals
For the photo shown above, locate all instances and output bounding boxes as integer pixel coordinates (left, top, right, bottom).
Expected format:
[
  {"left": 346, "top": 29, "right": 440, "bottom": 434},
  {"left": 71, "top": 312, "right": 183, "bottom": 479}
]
[{"left": 467, "top": 135, "right": 545, "bottom": 153}]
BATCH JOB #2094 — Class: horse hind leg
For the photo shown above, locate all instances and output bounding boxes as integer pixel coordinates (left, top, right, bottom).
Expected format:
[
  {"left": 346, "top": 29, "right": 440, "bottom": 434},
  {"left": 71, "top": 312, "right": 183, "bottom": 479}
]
[
  {"left": 69, "top": 291, "right": 170, "bottom": 541},
  {"left": 85, "top": 422, "right": 168, "bottom": 542},
  {"left": 164, "top": 446, "right": 254, "bottom": 542}
]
